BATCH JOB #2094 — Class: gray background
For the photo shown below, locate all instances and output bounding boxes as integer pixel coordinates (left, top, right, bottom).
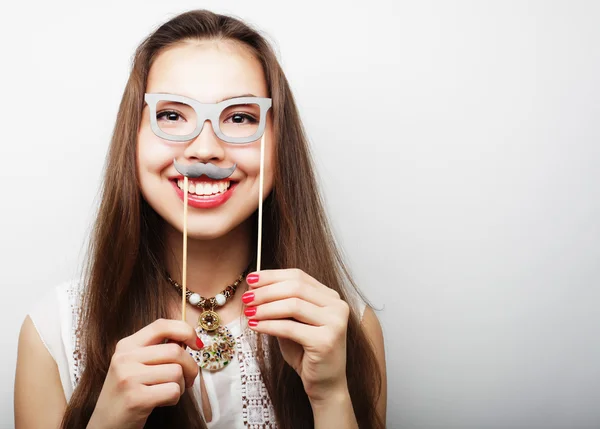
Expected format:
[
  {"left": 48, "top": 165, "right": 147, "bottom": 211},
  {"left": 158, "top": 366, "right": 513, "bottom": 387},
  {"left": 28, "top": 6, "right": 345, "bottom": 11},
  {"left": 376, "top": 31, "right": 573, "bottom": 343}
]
[{"left": 1, "top": 1, "right": 599, "bottom": 428}]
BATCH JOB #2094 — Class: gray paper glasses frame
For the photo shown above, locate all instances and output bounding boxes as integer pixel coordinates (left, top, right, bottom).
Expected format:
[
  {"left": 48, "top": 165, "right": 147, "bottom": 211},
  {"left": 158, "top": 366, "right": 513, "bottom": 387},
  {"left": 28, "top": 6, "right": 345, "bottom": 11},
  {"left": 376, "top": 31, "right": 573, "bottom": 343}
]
[{"left": 144, "top": 93, "right": 272, "bottom": 144}]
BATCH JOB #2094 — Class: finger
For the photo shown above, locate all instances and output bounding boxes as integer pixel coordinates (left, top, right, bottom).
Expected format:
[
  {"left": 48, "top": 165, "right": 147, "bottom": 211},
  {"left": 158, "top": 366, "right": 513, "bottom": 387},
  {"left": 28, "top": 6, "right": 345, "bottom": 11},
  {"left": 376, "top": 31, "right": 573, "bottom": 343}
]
[
  {"left": 132, "top": 343, "right": 199, "bottom": 388},
  {"left": 139, "top": 363, "right": 186, "bottom": 394},
  {"left": 247, "top": 319, "right": 316, "bottom": 347},
  {"left": 118, "top": 319, "right": 201, "bottom": 351},
  {"left": 244, "top": 280, "right": 335, "bottom": 308},
  {"left": 142, "top": 382, "right": 184, "bottom": 408},
  {"left": 247, "top": 298, "right": 326, "bottom": 326},
  {"left": 247, "top": 268, "right": 336, "bottom": 296}
]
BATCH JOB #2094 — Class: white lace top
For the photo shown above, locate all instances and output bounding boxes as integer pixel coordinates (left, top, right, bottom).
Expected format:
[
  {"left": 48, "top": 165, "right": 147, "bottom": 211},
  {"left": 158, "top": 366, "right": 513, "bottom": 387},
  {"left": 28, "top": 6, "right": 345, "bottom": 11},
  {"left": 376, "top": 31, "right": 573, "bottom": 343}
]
[{"left": 29, "top": 280, "right": 366, "bottom": 428}]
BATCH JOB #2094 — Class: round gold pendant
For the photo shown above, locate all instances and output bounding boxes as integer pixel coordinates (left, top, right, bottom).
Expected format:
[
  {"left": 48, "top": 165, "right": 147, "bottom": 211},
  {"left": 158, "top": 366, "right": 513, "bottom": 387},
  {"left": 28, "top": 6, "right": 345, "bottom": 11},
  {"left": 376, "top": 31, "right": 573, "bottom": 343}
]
[
  {"left": 198, "top": 310, "right": 220, "bottom": 331},
  {"left": 192, "top": 325, "right": 236, "bottom": 371}
]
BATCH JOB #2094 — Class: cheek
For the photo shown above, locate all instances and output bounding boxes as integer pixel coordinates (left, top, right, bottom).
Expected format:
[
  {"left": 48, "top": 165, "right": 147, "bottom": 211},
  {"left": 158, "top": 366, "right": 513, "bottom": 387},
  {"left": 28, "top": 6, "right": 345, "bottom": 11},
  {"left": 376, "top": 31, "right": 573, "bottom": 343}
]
[
  {"left": 233, "top": 149, "right": 261, "bottom": 176},
  {"left": 231, "top": 134, "right": 275, "bottom": 183},
  {"left": 137, "top": 126, "right": 178, "bottom": 175},
  {"left": 263, "top": 132, "right": 276, "bottom": 189}
]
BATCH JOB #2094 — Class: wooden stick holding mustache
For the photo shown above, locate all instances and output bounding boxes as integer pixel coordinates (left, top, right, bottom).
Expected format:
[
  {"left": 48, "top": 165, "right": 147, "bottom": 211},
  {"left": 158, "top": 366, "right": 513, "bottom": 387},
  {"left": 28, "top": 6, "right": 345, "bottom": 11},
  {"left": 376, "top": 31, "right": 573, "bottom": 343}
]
[
  {"left": 182, "top": 176, "right": 189, "bottom": 323},
  {"left": 257, "top": 134, "right": 265, "bottom": 272}
]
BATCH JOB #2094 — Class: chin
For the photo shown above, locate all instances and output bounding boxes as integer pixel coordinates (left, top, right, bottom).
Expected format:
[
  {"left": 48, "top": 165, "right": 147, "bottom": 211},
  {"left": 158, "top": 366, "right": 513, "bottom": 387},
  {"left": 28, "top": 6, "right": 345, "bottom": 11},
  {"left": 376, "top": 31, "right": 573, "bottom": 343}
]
[
  {"left": 181, "top": 215, "right": 253, "bottom": 241},
  {"left": 185, "top": 226, "right": 235, "bottom": 241}
]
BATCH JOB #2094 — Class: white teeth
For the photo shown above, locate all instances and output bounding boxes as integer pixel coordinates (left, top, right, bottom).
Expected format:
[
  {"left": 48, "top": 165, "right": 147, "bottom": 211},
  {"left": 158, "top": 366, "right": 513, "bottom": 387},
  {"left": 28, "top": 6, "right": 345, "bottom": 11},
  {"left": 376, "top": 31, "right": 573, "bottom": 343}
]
[{"left": 176, "top": 179, "right": 231, "bottom": 195}]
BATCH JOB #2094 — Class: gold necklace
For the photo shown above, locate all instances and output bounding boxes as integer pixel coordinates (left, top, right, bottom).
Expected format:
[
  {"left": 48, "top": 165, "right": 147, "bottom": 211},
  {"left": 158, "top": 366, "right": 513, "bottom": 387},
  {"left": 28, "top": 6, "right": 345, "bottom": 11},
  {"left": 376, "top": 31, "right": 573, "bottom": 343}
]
[{"left": 166, "top": 267, "right": 249, "bottom": 371}]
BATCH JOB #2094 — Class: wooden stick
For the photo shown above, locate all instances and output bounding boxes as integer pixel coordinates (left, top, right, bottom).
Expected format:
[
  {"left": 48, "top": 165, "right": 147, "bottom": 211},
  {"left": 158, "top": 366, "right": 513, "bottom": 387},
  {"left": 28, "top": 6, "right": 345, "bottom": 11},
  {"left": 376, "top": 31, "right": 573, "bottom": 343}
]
[
  {"left": 182, "top": 176, "right": 189, "bottom": 322},
  {"left": 256, "top": 134, "right": 265, "bottom": 272}
]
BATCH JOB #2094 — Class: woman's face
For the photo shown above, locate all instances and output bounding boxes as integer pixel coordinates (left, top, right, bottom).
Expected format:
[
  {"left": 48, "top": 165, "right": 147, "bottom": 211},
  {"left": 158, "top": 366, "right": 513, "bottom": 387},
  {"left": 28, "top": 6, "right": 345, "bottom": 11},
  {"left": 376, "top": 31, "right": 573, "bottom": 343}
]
[{"left": 137, "top": 40, "right": 274, "bottom": 239}]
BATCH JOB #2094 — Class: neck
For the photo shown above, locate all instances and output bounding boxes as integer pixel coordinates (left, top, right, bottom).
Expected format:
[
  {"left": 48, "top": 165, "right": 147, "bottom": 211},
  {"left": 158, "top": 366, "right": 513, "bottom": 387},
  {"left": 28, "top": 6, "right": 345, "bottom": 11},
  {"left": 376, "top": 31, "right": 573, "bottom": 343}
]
[{"left": 164, "top": 218, "right": 254, "bottom": 299}]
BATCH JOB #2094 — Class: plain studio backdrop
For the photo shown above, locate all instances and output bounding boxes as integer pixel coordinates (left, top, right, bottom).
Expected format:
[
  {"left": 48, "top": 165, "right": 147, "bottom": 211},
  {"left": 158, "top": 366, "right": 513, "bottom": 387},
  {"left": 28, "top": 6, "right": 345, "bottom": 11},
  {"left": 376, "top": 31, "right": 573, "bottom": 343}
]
[{"left": 1, "top": 1, "right": 599, "bottom": 428}]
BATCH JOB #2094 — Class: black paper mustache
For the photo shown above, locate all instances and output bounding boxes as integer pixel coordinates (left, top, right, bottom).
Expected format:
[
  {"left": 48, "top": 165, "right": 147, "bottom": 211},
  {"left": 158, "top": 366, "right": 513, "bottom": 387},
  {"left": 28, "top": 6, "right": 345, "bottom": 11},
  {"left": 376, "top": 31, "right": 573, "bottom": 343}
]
[{"left": 173, "top": 159, "right": 237, "bottom": 179}]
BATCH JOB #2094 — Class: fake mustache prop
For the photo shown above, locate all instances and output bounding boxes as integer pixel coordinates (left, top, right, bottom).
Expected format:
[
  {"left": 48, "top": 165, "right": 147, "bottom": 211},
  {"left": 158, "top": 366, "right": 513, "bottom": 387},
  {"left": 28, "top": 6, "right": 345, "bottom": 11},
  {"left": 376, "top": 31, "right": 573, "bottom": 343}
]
[{"left": 173, "top": 159, "right": 237, "bottom": 179}]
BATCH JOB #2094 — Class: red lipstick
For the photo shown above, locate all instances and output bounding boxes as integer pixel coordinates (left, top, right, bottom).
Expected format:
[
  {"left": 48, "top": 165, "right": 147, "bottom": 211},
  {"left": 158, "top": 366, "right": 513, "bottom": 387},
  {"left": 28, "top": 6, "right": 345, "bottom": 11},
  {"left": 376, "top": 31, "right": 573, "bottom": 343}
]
[{"left": 171, "top": 179, "right": 237, "bottom": 209}]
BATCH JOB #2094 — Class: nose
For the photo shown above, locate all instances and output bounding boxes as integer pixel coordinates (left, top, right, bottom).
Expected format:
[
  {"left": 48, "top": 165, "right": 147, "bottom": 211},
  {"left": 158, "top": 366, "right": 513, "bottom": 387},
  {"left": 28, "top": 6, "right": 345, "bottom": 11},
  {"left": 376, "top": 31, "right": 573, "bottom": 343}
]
[{"left": 182, "top": 120, "right": 226, "bottom": 163}]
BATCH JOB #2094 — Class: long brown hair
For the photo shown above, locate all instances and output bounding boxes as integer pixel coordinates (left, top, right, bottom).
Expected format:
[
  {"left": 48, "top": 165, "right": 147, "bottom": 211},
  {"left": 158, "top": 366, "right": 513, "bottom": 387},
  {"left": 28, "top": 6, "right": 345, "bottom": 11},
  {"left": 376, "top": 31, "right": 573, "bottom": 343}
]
[{"left": 62, "top": 9, "right": 383, "bottom": 429}]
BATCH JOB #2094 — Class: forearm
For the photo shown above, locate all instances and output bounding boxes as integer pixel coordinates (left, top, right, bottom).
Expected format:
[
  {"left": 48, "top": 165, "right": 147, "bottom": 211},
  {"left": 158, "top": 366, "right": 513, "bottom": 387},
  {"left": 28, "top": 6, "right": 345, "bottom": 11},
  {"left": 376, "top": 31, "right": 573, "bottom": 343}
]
[{"left": 310, "top": 386, "right": 359, "bottom": 429}]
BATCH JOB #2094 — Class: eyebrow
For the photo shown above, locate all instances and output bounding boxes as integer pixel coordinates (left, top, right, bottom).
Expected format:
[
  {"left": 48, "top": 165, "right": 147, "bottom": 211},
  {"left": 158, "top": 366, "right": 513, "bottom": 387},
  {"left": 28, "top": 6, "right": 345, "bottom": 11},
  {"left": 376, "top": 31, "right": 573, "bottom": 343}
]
[
  {"left": 153, "top": 92, "right": 258, "bottom": 103},
  {"left": 216, "top": 93, "right": 258, "bottom": 102}
]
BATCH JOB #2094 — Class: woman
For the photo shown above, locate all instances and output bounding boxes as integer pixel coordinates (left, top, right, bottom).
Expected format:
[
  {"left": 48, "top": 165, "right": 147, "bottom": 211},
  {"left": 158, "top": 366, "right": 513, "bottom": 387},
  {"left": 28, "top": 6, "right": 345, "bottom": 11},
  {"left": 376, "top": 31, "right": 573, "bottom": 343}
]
[{"left": 15, "top": 9, "right": 386, "bottom": 429}]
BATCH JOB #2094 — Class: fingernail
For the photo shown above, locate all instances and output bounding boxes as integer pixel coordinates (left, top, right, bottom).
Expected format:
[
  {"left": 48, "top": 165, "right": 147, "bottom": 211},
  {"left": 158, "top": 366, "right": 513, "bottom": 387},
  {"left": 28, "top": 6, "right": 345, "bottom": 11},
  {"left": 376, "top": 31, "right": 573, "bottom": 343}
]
[
  {"left": 248, "top": 319, "right": 259, "bottom": 328},
  {"left": 244, "top": 307, "right": 257, "bottom": 317},
  {"left": 246, "top": 273, "right": 259, "bottom": 284},
  {"left": 196, "top": 336, "right": 204, "bottom": 349},
  {"left": 242, "top": 292, "right": 255, "bottom": 304}
]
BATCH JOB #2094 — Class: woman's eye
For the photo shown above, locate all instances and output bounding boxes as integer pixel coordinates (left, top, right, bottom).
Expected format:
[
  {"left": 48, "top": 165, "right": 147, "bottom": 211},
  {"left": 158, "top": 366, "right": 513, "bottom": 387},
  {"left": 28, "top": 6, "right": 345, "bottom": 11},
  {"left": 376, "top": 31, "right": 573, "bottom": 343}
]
[
  {"left": 226, "top": 113, "right": 257, "bottom": 124},
  {"left": 157, "top": 111, "right": 185, "bottom": 122}
]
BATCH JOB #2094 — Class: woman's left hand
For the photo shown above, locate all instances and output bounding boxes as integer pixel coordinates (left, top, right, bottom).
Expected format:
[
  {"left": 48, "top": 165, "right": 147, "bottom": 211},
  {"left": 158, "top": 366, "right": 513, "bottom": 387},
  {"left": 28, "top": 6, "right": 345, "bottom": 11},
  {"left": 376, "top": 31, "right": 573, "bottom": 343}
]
[{"left": 242, "top": 268, "right": 350, "bottom": 403}]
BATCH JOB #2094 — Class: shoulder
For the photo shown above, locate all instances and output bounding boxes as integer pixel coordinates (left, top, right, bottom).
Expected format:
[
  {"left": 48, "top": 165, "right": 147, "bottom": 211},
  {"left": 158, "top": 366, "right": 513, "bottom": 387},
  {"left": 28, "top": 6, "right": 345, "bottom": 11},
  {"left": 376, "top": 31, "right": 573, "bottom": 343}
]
[
  {"left": 344, "top": 285, "right": 368, "bottom": 321},
  {"left": 25, "top": 280, "right": 84, "bottom": 397},
  {"left": 342, "top": 284, "right": 383, "bottom": 336},
  {"left": 359, "top": 306, "right": 386, "bottom": 382},
  {"left": 359, "top": 306, "right": 387, "bottom": 424},
  {"left": 361, "top": 306, "right": 384, "bottom": 346},
  {"left": 17, "top": 314, "right": 52, "bottom": 360},
  {"left": 27, "top": 278, "right": 84, "bottom": 350},
  {"left": 28, "top": 280, "right": 83, "bottom": 353},
  {"left": 341, "top": 283, "right": 383, "bottom": 340}
]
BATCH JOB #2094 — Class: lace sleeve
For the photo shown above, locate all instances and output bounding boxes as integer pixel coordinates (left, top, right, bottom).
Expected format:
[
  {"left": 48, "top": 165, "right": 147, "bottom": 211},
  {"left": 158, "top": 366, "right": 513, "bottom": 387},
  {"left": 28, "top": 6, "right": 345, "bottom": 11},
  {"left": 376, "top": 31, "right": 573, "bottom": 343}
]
[{"left": 28, "top": 281, "right": 82, "bottom": 401}]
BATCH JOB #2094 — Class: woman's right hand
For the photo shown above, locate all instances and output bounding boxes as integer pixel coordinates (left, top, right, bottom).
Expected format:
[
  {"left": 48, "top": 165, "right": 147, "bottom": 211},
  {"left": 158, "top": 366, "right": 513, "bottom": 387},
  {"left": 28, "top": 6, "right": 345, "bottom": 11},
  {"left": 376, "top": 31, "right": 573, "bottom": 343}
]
[{"left": 87, "top": 318, "right": 202, "bottom": 429}]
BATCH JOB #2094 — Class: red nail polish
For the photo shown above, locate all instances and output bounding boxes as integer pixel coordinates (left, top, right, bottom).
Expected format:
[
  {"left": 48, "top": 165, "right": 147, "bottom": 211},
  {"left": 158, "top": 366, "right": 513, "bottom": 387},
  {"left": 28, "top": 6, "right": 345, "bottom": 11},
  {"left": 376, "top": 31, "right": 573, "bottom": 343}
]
[
  {"left": 242, "top": 292, "right": 255, "bottom": 304},
  {"left": 196, "top": 336, "right": 204, "bottom": 349},
  {"left": 248, "top": 319, "right": 259, "bottom": 328},
  {"left": 246, "top": 273, "right": 259, "bottom": 284},
  {"left": 244, "top": 307, "right": 257, "bottom": 317}
]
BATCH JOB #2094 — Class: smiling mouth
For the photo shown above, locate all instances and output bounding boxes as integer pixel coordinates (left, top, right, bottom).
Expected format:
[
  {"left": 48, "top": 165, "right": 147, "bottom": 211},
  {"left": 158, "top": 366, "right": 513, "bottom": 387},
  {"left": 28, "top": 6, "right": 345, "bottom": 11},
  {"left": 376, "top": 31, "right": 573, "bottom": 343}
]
[{"left": 173, "top": 178, "right": 233, "bottom": 196}]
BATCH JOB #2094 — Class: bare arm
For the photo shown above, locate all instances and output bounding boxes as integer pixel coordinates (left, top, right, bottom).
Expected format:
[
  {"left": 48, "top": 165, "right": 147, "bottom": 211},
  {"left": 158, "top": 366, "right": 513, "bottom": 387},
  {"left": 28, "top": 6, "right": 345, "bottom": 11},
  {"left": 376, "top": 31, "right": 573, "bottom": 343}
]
[
  {"left": 15, "top": 315, "right": 67, "bottom": 429},
  {"left": 310, "top": 306, "right": 388, "bottom": 428},
  {"left": 310, "top": 386, "right": 358, "bottom": 429}
]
